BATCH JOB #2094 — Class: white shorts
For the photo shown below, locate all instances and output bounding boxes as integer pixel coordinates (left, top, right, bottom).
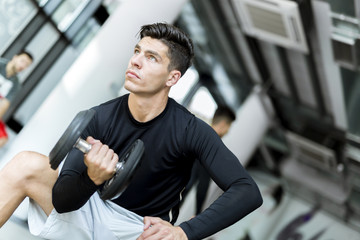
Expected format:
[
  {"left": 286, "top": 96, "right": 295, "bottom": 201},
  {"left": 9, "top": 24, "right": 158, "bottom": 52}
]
[{"left": 27, "top": 192, "right": 144, "bottom": 240}]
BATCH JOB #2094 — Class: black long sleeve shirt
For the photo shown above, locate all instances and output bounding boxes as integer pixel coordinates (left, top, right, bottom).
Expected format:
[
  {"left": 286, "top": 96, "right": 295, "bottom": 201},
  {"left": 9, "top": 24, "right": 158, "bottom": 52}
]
[{"left": 52, "top": 94, "right": 262, "bottom": 240}]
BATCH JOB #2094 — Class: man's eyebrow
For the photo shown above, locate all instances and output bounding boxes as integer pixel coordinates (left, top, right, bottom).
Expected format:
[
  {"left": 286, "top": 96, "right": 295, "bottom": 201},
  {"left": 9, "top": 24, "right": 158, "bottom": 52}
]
[{"left": 134, "top": 44, "right": 162, "bottom": 61}]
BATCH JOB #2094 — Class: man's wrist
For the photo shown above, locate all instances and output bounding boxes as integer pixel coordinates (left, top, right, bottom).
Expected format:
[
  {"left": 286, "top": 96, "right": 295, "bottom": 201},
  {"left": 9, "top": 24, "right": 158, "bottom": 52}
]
[{"left": 176, "top": 226, "right": 188, "bottom": 240}]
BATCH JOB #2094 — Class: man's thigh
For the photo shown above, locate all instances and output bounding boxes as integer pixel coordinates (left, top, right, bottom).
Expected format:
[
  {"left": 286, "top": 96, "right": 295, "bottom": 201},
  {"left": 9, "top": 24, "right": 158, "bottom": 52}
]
[{"left": 28, "top": 192, "right": 144, "bottom": 240}]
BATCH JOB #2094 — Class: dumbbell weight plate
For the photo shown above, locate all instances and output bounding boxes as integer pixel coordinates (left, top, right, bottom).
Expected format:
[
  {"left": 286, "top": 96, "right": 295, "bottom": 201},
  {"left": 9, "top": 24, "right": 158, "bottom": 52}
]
[
  {"left": 99, "top": 139, "right": 144, "bottom": 200},
  {"left": 49, "top": 109, "right": 145, "bottom": 200},
  {"left": 49, "top": 109, "right": 96, "bottom": 170}
]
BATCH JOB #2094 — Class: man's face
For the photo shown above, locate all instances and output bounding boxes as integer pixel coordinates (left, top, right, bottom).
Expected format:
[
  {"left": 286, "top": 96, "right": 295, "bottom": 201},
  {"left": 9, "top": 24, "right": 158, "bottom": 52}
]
[
  {"left": 12, "top": 54, "right": 32, "bottom": 73},
  {"left": 213, "top": 120, "right": 232, "bottom": 138},
  {"left": 124, "top": 37, "right": 176, "bottom": 96}
]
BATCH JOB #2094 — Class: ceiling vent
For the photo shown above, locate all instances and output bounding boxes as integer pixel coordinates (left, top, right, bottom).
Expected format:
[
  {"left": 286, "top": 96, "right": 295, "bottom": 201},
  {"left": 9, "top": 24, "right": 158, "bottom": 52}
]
[
  {"left": 285, "top": 132, "right": 338, "bottom": 172},
  {"left": 332, "top": 36, "right": 360, "bottom": 70},
  {"left": 331, "top": 13, "right": 360, "bottom": 71},
  {"left": 232, "top": 0, "right": 309, "bottom": 53}
]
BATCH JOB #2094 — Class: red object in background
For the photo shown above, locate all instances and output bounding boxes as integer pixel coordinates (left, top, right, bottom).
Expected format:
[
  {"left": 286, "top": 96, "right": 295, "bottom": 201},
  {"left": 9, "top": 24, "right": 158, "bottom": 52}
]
[{"left": 0, "top": 120, "right": 8, "bottom": 139}]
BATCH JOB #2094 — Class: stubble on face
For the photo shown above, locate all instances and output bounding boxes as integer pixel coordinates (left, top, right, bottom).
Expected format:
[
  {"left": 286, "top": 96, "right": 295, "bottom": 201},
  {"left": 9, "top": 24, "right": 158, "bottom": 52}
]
[{"left": 124, "top": 37, "right": 171, "bottom": 95}]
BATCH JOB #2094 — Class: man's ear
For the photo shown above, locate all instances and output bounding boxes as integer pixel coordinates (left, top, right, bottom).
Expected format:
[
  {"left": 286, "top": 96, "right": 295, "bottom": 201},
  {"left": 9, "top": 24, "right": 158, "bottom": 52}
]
[{"left": 166, "top": 70, "right": 181, "bottom": 87}]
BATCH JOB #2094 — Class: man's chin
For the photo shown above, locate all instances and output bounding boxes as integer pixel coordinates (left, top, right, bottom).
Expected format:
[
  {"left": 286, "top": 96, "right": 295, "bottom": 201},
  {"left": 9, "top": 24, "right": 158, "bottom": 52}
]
[{"left": 124, "top": 83, "right": 140, "bottom": 95}]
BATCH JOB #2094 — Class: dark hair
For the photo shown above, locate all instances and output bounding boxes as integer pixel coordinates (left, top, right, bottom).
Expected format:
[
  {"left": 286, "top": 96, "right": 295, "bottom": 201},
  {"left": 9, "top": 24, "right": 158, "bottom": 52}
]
[
  {"left": 212, "top": 105, "right": 236, "bottom": 125},
  {"left": 18, "top": 50, "right": 33, "bottom": 61},
  {"left": 139, "top": 22, "right": 194, "bottom": 76}
]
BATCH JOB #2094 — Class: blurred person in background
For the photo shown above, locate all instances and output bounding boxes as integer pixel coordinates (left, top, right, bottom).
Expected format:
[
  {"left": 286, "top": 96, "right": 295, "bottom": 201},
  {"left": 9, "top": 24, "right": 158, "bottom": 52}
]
[{"left": 0, "top": 51, "right": 33, "bottom": 147}]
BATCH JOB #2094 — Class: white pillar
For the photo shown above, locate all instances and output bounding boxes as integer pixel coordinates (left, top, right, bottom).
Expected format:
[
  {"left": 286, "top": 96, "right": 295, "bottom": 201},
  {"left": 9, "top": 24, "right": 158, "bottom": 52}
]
[
  {"left": 1, "top": 0, "right": 188, "bottom": 219},
  {"left": 222, "top": 86, "right": 274, "bottom": 166}
]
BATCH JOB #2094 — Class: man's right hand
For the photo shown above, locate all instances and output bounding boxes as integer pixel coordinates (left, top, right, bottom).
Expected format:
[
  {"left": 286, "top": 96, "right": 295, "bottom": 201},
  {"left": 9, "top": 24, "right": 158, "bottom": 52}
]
[
  {"left": 84, "top": 136, "right": 119, "bottom": 185},
  {"left": 137, "top": 216, "right": 188, "bottom": 240}
]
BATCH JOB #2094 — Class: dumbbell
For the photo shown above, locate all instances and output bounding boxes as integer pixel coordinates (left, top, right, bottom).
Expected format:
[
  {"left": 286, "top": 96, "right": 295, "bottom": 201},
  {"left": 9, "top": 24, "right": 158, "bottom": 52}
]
[{"left": 49, "top": 109, "right": 144, "bottom": 200}]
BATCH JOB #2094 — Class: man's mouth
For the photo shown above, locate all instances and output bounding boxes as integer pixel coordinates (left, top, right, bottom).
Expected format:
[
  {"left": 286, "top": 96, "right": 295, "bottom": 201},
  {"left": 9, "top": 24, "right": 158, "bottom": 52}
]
[{"left": 126, "top": 70, "right": 140, "bottom": 79}]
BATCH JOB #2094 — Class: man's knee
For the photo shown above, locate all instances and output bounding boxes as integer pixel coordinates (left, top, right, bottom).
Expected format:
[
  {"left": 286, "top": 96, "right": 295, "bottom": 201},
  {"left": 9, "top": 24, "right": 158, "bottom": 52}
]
[{"left": 11, "top": 151, "right": 51, "bottom": 180}]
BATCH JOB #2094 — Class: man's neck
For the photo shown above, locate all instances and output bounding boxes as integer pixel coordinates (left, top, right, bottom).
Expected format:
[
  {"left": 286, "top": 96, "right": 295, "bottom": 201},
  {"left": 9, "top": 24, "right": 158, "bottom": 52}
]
[{"left": 128, "top": 92, "right": 169, "bottom": 122}]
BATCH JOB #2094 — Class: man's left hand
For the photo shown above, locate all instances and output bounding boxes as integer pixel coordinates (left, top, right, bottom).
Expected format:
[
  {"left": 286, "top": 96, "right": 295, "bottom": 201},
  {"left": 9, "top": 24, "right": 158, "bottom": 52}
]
[{"left": 137, "top": 216, "right": 188, "bottom": 240}]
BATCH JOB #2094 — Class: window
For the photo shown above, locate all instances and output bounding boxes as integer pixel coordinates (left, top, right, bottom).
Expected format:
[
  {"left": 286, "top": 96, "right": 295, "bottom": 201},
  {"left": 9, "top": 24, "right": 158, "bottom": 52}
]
[{"left": 0, "top": 0, "right": 37, "bottom": 54}]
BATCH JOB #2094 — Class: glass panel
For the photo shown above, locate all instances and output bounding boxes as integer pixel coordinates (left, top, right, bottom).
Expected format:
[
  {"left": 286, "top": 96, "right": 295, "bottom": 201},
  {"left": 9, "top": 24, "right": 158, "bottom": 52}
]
[
  {"left": 0, "top": 0, "right": 37, "bottom": 54},
  {"left": 18, "top": 22, "right": 60, "bottom": 83},
  {"left": 51, "top": 0, "right": 89, "bottom": 31},
  {"left": 325, "top": 0, "right": 356, "bottom": 17},
  {"left": 331, "top": 13, "right": 360, "bottom": 38},
  {"left": 14, "top": 46, "right": 79, "bottom": 125},
  {"left": 342, "top": 68, "right": 360, "bottom": 136},
  {"left": 13, "top": 18, "right": 102, "bottom": 126},
  {"left": 36, "top": 0, "right": 48, "bottom": 7},
  {"left": 72, "top": 18, "right": 101, "bottom": 50}
]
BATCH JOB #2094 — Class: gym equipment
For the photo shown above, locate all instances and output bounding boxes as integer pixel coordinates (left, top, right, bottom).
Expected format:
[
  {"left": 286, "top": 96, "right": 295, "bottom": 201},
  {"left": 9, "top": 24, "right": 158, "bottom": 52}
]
[{"left": 49, "top": 109, "right": 144, "bottom": 200}]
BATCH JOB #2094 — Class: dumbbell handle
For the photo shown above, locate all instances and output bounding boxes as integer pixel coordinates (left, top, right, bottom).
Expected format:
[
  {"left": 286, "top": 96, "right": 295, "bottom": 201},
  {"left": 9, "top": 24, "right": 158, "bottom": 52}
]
[
  {"left": 75, "top": 138, "right": 124, "bottom": 172},
  {"left": 75, "top": 138, "right": 92, "bottom": 154}
]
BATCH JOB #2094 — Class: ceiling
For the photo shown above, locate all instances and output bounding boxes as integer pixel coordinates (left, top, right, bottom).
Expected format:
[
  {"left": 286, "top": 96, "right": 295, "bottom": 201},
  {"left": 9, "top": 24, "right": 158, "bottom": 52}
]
[{"left": 176, "top": 0, "right": 360, "bottom": 228}]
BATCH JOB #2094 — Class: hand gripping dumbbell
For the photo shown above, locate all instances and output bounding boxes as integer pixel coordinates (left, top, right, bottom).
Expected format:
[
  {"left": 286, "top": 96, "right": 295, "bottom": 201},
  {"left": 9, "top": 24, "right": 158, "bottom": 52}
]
[{"left": 49, "top": 109, "right": 144, "bottom": 200}]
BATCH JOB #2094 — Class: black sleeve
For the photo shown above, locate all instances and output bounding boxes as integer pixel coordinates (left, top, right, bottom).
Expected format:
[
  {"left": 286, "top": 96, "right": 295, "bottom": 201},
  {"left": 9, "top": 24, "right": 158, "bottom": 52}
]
[
  {"left": 52, "top": 149, "right": 99, "bottom": 213},
  {"left": 179, "top": 119, "right": 263, "bottom": 240},
  {"left": 181, "top": 160, "right": 200, "bottom": 202},
  {"left": 52, "top": 109, "right": 100, "bottom": 213}
]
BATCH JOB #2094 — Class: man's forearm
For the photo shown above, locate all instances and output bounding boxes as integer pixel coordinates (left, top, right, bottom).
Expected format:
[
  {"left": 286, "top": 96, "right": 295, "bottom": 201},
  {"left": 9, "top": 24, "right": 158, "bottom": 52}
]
[
  {"left": 179, "top": 179, "right": 263, "bottom": 240},
  {"left": 52, "top": 170, "right": 98, "bottom": 213}
]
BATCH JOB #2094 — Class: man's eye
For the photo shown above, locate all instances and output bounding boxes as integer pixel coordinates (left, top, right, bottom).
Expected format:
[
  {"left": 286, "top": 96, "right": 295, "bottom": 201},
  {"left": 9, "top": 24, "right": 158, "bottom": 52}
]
[
  {"left": 134, "top": 49, "right": 140, "bottom": 54},
  {"left": 148, "top": 56, "right": 156, "bottom": 62}
]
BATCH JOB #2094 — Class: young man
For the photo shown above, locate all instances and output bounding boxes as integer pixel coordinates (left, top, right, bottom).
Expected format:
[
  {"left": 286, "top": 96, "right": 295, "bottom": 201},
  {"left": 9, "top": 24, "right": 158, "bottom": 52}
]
[
  {"left": 0, "top": 51, "right": 33, "bottom": 146},
  {"left": 0, "top": 23, "right": 262, "bottom": 240},
  {"left": 182, "top": 106, "right": 237, "bottom": 215}
]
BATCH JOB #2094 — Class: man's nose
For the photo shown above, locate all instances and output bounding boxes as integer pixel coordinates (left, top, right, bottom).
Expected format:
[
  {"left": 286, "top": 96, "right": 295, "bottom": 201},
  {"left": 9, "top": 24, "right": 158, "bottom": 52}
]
[{"left": 130, "top": 54, "right": 142, "bottom": 68}]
